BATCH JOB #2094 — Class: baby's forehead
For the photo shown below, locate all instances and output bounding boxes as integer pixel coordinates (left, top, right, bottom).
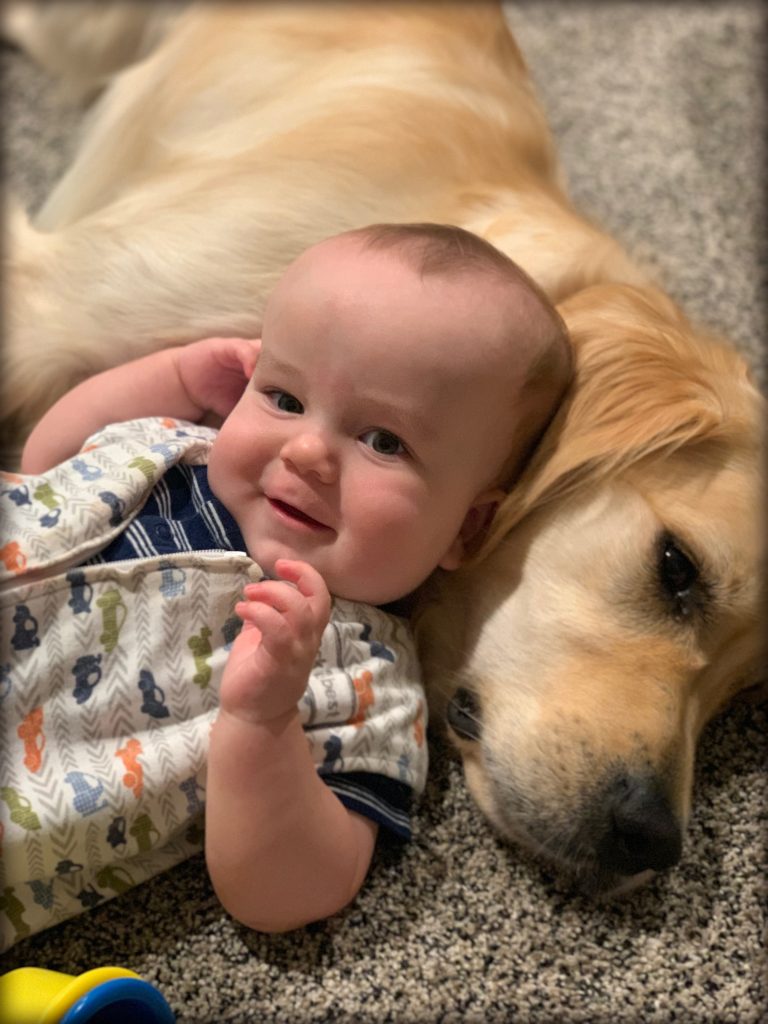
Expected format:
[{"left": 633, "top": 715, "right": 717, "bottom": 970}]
[
  {"left": 273, "top": 234, "right": 548, "bottom": 370},
  {"left": 288, "top": 232, "right": 374, "bottom": 275}
]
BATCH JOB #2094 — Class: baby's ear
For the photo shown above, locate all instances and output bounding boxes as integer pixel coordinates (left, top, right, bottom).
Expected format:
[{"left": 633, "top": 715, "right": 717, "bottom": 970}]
[{"left": 438, "top": 488, "right": 505, "bottom": 570}]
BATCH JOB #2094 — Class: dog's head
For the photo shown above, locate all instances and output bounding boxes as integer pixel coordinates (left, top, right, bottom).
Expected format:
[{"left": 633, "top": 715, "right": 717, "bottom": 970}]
[{"left": 417, "top": 282, "right": 765, "bottom": 894}]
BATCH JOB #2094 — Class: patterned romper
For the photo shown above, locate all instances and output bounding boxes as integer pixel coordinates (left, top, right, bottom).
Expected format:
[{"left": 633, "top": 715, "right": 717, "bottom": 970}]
[{"left": 0, "top": 418, "right": 427, "bottom": 950}]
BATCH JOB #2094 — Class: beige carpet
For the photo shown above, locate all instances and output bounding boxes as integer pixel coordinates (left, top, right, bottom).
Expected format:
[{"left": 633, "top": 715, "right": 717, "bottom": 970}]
[{"left": 2, "top": 3, "right": 766, "bottom": 1021}]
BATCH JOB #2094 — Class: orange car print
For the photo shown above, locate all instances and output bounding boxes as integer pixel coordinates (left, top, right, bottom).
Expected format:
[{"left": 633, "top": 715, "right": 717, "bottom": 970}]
[
  {"left": 350, "top": 670, "right": 375, "bottom": 727},
  {"left": 1, "top": 541, "right": 27, "bottom": 574},
  {"left": 413, "top": 701, "right": 425, "bottom": 747},
  {"left": 115, "top": 738, "right": 144, "bottom": 798},
  {"left": 17, "top": 707, "right": 45, "bottom": 773}
]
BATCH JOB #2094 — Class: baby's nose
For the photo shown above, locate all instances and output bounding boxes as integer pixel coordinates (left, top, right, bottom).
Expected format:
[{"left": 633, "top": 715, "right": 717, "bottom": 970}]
[{"left": 280, "top": 432, "right": 337, "bottom": 482}]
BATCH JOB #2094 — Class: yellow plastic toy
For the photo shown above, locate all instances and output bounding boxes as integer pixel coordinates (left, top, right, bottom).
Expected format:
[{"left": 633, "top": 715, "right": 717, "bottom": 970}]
[{"left": 0, "top": 965, "right": 175, "bottom": 1023}]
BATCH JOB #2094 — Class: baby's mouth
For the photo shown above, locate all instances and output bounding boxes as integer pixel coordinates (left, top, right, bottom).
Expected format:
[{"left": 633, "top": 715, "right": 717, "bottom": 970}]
[{"left": 268, "top": 498, "right": 331, "bottom": 532}]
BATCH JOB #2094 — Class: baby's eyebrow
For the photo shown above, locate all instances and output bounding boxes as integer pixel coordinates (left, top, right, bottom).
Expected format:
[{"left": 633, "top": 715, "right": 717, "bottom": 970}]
[
  {"left": 255, "top": 353, "right": 302, "bottom": 380},
  {"left": 361, "top": 395, "right": 433, "bottom": 442}
]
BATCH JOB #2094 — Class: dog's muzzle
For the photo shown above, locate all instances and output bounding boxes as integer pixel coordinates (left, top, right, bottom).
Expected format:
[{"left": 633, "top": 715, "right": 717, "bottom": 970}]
[
  {"left": 594, "top": 774, "right": 682, "bottom": 876},
  {"left": 445, "top": 688, "right": 683, "bottom": 886}
]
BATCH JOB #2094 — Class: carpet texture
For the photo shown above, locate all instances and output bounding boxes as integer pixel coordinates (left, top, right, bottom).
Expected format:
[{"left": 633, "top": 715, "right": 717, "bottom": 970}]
[{"left": 2, "top": 3, "right": 766, "bottom": 1022}]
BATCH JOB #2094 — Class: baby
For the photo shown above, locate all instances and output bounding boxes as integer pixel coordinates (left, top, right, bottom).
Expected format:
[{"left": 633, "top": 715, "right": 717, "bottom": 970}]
[{"left": 2, "top": 224, "right": 571, "bottom": 946}]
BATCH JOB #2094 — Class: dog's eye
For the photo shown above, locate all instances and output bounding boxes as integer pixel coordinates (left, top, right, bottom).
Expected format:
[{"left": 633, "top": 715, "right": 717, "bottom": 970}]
[
  {"left": 446, "top": 687, "right": 482, "bottom": 741},
  {"left": 658, "top": 534, "right": 699, "bottom": 620}
]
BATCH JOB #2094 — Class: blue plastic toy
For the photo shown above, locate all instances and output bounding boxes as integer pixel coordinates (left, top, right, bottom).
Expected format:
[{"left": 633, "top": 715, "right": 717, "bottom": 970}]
[{"left": 0, "top": 965, "right": 176, "bottom": 1023}]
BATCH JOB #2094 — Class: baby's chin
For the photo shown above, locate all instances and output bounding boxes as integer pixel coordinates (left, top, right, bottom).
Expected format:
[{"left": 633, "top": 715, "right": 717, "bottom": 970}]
[
  {"left": 320, "top": 566, "right": 419, "bottom": 606},
  {"left": 330, "top": 576, "right": 425, "bottom": 612}
]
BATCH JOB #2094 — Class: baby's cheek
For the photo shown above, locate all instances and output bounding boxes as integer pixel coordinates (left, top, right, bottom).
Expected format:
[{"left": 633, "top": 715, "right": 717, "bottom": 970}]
[
  {"left": 207, "top": 434, "right": 244, "bottom": 512},
  {"left": 353, "top": 492, "right": 413, "bottom": 543},
  {"left": 347, "top": 516, "right": 439, "bottom": 602},
  {"left": 206, "top": 442, "right": 226, "bottom": 496}
]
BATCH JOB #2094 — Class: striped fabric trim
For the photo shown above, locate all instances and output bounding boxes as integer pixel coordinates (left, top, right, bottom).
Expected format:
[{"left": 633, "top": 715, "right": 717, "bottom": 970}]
[
  {"left": 323, "top": 772, "right": 413, "bottom": 840},
  {"left": 88, "top": 464, "right": 246, "bottom": 563},
  {"left": 185, "top": 465, "right": 233, "bottom": 549}
]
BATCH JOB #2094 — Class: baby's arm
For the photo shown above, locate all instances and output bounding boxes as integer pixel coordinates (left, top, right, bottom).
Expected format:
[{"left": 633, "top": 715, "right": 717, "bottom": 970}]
[
  {"left": 21, "top": 336, "right": 259, "bottom": 474},
  {"left": 205, "top": 560, "right": 378, "bottom": 933}
]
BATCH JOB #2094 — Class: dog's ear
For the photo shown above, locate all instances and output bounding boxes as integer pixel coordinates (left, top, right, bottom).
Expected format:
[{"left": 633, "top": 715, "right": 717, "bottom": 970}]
[{"left": 475, "top": 282, "right": 762, "bottom": 558}]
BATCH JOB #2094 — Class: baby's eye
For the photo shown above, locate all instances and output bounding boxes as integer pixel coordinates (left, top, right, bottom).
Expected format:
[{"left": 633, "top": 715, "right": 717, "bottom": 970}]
[
  {"left": 266, "top": 389, "right": 304, "bottom": 414},
  {"left": 360, "top": 429, "right": 406, "bottom": 457}
]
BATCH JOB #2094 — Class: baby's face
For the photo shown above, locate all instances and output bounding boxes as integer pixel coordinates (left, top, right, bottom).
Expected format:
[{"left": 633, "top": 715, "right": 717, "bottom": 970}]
[{"left": 208, "top": 240, "right": 529, "bottom": 603}]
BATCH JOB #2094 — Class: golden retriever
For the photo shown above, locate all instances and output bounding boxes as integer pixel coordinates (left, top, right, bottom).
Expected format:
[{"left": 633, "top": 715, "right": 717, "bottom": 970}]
[{"left": 2, "top": 1, "right": 764, "bottom": 895}]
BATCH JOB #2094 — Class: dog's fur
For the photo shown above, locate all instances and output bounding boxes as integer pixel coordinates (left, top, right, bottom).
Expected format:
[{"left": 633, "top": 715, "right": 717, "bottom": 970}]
[{"left": 3, "top": 1, "right": 764, "bottom": 894}]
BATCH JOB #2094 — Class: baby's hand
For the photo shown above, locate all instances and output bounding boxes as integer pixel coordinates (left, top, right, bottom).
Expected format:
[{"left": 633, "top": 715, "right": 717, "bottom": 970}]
[
  {"left": 220, "top": 559, "right": 331, "bottom": 724},
  {"left": 176, "top": 336, "right": 261, "bottom": 420}
]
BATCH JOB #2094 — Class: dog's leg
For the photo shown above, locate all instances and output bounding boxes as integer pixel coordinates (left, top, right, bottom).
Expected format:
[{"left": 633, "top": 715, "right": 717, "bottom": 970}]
[
  {"left": 1, "top": 179, "right": 352, "bottom": 462},
  {"left": 32, "top": 54, "right": 180, "bottom": 230},
  {"left": 2, "top": 1, "right": 179, "bottom": 104}
]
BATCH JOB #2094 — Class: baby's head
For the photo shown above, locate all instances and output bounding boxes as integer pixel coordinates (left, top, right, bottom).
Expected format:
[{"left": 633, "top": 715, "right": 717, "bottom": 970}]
[
  {"left": 347, "top": 223, "right": 572, "bottom": 485},
  {"left": 208, "top": 223, "right": 571, "bottom": 604}
]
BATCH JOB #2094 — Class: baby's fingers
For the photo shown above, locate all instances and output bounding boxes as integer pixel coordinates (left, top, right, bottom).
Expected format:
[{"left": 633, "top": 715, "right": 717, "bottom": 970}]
[
  {"left": 221, "top": 336, "right": 261, "bottom": 380},
  {"left": 235, "top": 598, "right": 296, "bottom": 656},
  {"left": 273, "top": 559, "right": 331, "bottom": 621},
  {"left": 241, "top": 579, "right": 312, "bottom": 621}
]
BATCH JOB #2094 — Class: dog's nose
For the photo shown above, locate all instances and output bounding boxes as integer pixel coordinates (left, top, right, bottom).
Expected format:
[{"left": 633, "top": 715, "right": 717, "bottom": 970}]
[{"left": 597, "top": 776, "right": 682, "bottom": 876}]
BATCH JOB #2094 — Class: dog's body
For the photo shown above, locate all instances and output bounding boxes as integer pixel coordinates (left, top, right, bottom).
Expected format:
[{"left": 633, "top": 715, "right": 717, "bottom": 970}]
[{"left": 3, "top": 1, "right": 764, "bottom": 894}]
